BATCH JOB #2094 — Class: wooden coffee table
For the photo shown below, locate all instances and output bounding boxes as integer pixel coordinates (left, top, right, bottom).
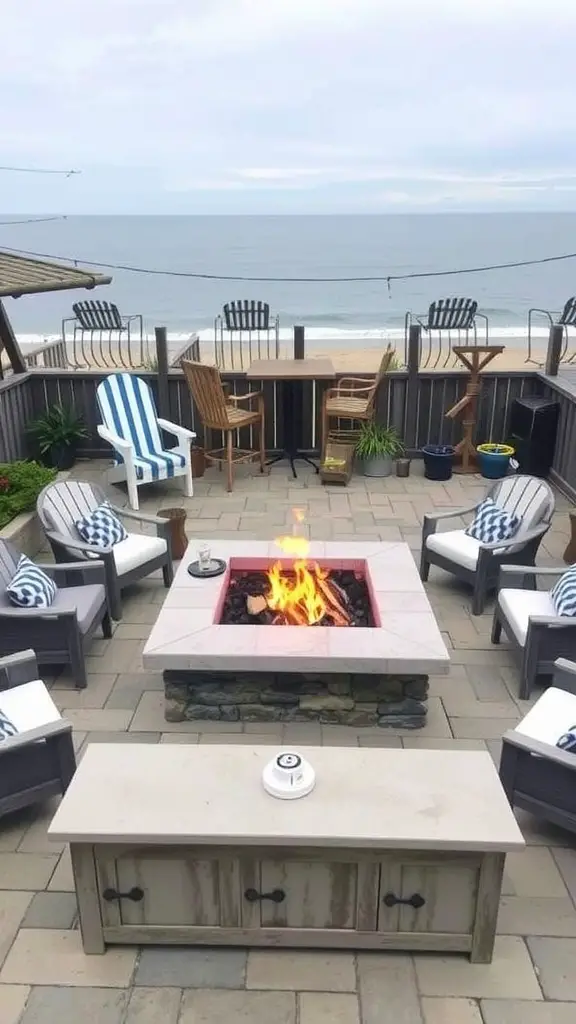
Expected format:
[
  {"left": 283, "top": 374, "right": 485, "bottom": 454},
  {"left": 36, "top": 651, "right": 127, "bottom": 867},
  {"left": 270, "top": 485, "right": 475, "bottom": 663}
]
[{"left": 49, "top": 744, "right": 524, "bottom": 962}]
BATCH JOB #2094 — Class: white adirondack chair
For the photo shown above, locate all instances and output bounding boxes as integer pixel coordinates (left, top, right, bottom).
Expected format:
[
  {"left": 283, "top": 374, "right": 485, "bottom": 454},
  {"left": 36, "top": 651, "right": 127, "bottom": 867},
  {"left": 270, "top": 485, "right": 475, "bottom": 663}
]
[{"left": 96, "top": 373, "right": 195, "bottom": 510}]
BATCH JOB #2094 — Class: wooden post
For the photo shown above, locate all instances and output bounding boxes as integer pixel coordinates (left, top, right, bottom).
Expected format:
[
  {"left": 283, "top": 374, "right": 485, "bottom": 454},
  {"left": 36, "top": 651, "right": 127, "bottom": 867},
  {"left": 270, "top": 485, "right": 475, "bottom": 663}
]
[
  {"left": 0, "top": 300, "right": 26, "bottom": 374},
  {"left": 155, "top": 327, "right": 170, "bottom": 447},
  {"left": 404, "top": 325, "right": 421, "bottom": 450},
  {"left": 293, "top": 325, "right": 305, "bottom": 360},
  {"left": 545, "top": 324, "right": 563, "bottom": 377},
  {"left": 447, "top": 345, "right": 504, "bottom": 473}
]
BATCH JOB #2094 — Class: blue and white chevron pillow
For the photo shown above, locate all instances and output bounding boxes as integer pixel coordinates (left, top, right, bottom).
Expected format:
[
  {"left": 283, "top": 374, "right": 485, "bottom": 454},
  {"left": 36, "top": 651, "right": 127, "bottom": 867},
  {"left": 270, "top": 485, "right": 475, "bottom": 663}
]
[
  {"left": 0, "top": 709, "right": 18, "bottom": 740},
  {"left": 465, "top": 498, "right": 521, "bottom": 544},
  {"left": 7, "top": 554, "right": 57, "bottom": 609},
  {"left": 550, "top": 565, "right": 576, "bottom": 617},
  {"left": 557, "top": 727, "right": 576, "bottom": 753},
  {"left": 75, "top": 501, "right": 128, "bottom": 549}
]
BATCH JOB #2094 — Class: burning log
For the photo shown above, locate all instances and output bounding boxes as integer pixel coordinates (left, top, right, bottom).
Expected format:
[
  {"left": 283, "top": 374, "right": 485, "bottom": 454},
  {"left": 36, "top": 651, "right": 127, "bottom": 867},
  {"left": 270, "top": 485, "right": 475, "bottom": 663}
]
[
  {"left": 316, "top": 576, "right": 350, "bottom": 626},
  {"left": 221, "top": 568, "right": 373, "bottom": 628},
  {"left": 247, "top": 594, "right": 267, "bottom": 616}
]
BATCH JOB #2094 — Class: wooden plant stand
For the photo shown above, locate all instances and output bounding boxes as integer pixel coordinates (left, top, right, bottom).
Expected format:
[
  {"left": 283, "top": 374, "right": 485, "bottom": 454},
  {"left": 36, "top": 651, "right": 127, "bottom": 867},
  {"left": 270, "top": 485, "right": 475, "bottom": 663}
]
[
  {"left": 320, "top": 440, "right": 355, "bottom": 486},
  {"left": 446, "top": 346, "right": 504, "bottom": 473}
]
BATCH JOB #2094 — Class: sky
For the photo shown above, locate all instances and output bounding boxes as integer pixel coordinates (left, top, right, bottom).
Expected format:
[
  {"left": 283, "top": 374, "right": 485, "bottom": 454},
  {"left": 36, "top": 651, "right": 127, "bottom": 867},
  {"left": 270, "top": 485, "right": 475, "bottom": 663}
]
[{"left": 1, "top": 0, "right": 575, "bottom": 214}]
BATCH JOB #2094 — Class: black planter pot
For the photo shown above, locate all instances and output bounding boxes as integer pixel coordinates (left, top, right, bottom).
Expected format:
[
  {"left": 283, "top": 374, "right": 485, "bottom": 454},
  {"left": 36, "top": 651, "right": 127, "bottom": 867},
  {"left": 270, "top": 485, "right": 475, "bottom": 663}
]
[{"left": 48, "top": 444, "right": 76, "bottom": 471}]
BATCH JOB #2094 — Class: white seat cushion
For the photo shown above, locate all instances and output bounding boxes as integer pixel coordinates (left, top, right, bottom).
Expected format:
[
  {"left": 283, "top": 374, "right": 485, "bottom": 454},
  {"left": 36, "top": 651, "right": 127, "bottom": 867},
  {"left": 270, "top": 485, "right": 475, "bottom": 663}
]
[
  {"left": 498, "top": 588, "right": 556, "bottom": 645},
  {"left": 0, "top": 680, "right": 61, "bottom": 734},
  {"left": 514, "top": 686, "right": 576, "bottom": 746},
  {"left": 113, "top": 532, "right": 168, "bottom": 576},
  {"left": 425, "top": 530, "right": 481, "bottom": 571}
]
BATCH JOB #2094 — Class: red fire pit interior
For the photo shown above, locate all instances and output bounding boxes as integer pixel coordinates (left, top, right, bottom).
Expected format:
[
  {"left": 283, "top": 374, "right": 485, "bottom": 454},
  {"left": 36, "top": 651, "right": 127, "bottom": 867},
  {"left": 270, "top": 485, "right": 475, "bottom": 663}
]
[{"left": 216, "top": 558, "right": 379, "bottom": 628}]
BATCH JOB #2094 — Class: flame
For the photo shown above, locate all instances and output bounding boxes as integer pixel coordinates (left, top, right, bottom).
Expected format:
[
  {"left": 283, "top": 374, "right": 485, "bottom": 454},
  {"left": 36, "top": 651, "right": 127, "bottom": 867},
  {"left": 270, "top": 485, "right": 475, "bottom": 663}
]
[
  {"left": 267, "top": 557, "right": 329, "bottom": 625},
  {"left": 266, "top": 510, "right": 349, "bottom": 626}
]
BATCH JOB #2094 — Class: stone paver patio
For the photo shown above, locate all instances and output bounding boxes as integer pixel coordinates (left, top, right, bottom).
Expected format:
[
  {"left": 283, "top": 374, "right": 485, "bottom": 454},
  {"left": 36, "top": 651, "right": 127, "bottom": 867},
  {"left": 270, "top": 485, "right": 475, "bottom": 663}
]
[{"left": 1, "top": 458, "right": 576, "bottom": 1023}]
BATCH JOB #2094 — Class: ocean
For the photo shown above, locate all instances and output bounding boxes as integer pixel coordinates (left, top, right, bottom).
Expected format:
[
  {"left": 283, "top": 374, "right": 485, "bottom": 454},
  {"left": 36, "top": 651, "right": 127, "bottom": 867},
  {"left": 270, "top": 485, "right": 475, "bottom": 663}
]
[{"left": 1, "top": 212, "right": 575, "bottom": 355}]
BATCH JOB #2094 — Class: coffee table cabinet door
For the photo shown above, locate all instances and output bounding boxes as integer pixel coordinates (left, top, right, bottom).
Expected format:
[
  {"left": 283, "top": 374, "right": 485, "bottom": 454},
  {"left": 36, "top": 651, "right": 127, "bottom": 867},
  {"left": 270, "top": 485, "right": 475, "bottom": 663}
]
[
  {"left": 97, "top": 851, "right": 241, "bottom": 928},
  {"left": 242, "top": 858, "right": 379, "bottom": 931},
  {"left": 378, "top": 857, "right": 480, "bottom": 935}
]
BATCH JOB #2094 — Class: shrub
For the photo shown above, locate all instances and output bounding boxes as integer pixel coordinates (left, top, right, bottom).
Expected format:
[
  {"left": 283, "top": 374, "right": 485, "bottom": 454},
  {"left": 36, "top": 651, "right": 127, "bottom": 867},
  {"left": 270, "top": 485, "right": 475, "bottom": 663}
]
[{"left": 0, "top": 461, "right": 57, "bottom": 530}]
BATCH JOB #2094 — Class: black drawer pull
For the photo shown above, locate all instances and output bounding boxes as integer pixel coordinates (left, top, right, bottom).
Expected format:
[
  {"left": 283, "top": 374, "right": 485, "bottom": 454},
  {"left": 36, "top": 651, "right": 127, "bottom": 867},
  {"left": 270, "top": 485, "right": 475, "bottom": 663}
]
[
  {"left": 244, "top": 887, "right": 286, "bottom": 904},
  {"left": 102, "top": 887, "right": 144, "bottom": 903},
  {"left": 383, "top": 892, "right": 425, "bottom": 909}
]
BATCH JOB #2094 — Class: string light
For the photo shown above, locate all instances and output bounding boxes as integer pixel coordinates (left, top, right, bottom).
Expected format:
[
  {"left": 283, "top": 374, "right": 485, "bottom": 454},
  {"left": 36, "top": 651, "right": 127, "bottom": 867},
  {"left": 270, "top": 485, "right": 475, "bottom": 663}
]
[
  {"left": 0, "top": 216, "right": 67, "bottom": 226},
  {"left": 0, "top": 166, "right": 80, "bottom": 176},
  {"left": 0, "top": 242, "right": 575, "bottom": 284}
]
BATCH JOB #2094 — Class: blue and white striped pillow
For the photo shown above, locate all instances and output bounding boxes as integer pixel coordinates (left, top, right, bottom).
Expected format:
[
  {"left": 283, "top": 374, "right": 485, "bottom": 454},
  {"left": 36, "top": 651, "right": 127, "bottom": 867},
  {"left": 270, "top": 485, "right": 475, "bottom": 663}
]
[
  {"left": 550, "top": 565, "right": 576, "bottom": 617},
  {"left": 75, "top": 501, "right": 128, "bottom": 549},
  {"left": 0, "top": 709, "right": 18, "bottom": 740},
  {"left": 465, "top": 498, "right": 520, "bottom": 544},
  {"left": 7, "top": 554, "right": 57, "bottom": 609}
]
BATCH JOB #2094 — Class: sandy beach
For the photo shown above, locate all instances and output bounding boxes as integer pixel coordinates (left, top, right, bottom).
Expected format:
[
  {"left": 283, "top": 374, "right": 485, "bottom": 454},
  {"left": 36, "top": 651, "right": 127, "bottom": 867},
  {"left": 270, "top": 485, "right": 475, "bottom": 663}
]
[
  {"left": 197, "top": 335, "right": 547, "bottom": 373},
  {"left": 11, "top": 332, "right": 552, "bottom": 375},
  {"left": 306, "top": 343, "right": 542, "bottom": 373}
]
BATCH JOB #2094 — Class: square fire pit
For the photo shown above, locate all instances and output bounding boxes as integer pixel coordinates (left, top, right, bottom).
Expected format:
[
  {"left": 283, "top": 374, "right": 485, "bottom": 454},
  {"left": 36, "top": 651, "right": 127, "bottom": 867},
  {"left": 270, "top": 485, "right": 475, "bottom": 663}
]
[{"left": 143, "top": 541, "right": 450, "bottom": 729}]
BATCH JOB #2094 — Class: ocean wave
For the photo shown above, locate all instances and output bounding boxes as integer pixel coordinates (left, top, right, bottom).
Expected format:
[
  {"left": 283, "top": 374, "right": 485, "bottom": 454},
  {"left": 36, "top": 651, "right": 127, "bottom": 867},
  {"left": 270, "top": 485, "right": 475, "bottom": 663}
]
[{"left": 18, "top": 324, "right": 554, "bottom": 351}]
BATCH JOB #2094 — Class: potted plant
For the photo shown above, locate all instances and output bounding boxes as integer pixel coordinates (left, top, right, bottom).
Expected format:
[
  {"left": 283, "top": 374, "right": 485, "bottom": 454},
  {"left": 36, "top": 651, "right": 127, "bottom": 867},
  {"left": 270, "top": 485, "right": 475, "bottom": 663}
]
[
  {"left": 355, "top": 423, "right": 404, "bottom": 478},
  {"left": 27, "top": 404, "right": 88, "bottom": 470},
  {"left": 476, "top": 443, "right": 515, "bottom": 480}
]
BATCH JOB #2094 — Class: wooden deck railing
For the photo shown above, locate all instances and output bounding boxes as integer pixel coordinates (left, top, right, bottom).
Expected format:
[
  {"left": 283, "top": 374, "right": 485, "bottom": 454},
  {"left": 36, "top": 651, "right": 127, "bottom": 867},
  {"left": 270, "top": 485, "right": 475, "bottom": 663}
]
[
  {"left": 0, "top": 373, "right": 34, "bottom": 463},
  {"left": 1, "top": 317, "right": 575, "bottom": 502},
  {"left": 537, "top": 372, "right": 576, "bottom": 502},
  {"left": 19, "top": 365, "right": 540, "bottom": 461}
]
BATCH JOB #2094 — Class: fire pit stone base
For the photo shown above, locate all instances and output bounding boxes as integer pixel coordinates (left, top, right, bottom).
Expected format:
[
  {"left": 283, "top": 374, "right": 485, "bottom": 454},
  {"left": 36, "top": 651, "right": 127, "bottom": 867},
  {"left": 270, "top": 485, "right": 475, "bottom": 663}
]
[{"left": 164, "top": 670, "right": 429, "bottom": 729}]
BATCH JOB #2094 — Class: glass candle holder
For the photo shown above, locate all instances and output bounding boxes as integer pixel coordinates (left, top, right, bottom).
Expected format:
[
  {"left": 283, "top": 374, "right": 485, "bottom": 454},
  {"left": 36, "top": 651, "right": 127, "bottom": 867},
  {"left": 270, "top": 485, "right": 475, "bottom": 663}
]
[{"left": 197, "top": 544, "right": 212, "bottom": 573}]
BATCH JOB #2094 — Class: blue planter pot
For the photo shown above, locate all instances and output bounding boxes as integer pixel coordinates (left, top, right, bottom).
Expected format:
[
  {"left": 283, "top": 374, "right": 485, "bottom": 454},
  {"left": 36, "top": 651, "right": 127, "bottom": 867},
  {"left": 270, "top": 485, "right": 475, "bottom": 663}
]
[{"left": 476, "top": 444, "right": 515, "bottom": 480}]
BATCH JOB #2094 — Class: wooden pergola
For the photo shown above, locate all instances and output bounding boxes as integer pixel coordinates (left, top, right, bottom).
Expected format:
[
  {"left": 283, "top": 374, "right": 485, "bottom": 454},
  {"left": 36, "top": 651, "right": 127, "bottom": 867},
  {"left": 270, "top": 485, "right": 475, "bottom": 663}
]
[{"left": 0, "top": 251, "right": 111, "bottom": 374}]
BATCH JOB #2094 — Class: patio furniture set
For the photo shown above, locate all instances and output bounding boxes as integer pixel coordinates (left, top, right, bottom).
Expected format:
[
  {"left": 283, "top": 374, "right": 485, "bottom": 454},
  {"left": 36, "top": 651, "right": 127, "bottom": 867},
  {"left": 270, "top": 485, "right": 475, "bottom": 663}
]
[{"left": 2, "top": 361, "right": 576, "bottom": 967}]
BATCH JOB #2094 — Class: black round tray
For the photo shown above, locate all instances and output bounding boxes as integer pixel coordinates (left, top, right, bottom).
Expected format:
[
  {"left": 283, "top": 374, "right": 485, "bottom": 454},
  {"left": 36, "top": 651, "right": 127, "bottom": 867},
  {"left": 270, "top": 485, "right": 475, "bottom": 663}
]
[{"left": 187, "top": 558, "right": 227, "bottom": 579}]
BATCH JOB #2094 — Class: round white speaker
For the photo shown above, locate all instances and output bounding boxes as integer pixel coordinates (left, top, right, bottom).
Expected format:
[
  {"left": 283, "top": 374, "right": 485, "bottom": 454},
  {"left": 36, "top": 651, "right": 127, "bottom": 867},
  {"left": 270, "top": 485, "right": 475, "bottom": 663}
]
[{"left": 262, "top": 751, "right": 316, "bottom": 800}]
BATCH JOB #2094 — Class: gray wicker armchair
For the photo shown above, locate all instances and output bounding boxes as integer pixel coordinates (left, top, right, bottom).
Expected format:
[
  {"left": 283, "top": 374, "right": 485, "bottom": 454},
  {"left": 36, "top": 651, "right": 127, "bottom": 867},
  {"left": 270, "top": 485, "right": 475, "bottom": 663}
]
[
  {"left": 0, "top": 541, "right": 110, "bottom": 690},
  {"left": 499, "top": 658, "right": 576, "bottom": 834},
  {"left": 420, "top": 475, "right": 555, "bottom": 615},
  {"left": 37, "top": 480, "right": 173, "bottom": 621},
  {"left": 0, "top": 649, "right": 76, "bottom": 817},
  {"left": 491, "top": 565, "right": 576, "bottom": 699}
]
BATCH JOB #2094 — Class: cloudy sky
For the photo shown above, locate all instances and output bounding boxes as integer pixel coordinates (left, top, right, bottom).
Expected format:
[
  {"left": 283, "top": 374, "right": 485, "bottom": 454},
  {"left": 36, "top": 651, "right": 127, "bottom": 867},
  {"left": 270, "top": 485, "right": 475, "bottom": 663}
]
[{"left": 1, "top": 0, "right": 575, "bottom": 213}]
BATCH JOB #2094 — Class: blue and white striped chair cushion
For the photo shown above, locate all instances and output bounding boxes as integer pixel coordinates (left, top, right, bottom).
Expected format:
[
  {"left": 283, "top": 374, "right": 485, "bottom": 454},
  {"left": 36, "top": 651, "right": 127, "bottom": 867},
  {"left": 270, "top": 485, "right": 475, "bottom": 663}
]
[
  {"left": 7, "top": 555, "right": 57, "bottom": 609},
  {"left": 550, "top": 565, "right": 576, "bottom": 617},
  {"left": 465, "top": 498, "right": 520, "bottom": 544},
  {"left": 75, "top": 501, "right": 128, "bottom": 549},
  {"left": 0, "top": 709, "right": 18, "bottom": 739},
  {"left": 97, "top": 373, "right": 186, "bottom": 482}
]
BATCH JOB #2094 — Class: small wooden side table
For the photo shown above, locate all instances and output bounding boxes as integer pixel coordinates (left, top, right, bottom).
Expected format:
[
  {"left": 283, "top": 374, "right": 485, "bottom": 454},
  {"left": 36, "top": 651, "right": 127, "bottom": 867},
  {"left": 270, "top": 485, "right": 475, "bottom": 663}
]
[{"left": 563, "top": 511, "right": 576, "bottom": 563}]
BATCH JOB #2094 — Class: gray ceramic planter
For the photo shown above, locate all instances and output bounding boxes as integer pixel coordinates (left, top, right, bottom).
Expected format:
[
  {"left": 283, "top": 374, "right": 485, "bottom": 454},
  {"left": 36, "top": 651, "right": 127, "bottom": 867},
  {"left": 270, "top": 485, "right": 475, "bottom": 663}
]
[{"left": 361, "top": 455, "right": 393, "bottom": 478}]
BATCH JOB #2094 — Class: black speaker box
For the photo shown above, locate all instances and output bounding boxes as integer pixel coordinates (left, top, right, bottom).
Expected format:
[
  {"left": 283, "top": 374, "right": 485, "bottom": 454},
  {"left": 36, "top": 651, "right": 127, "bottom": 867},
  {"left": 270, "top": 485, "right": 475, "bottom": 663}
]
[{"left": 508, "top": 397, "right": 559, "bottom": 478}]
